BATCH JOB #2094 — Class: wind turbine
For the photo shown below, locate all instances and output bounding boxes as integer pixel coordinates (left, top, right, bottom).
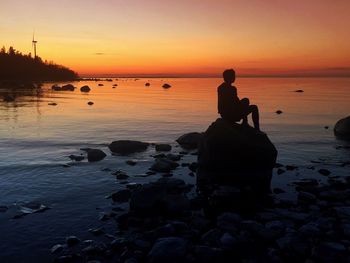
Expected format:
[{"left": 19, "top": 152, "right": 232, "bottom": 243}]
[{"left": 32, "top": 31, "right": 38, "bottom": 59}]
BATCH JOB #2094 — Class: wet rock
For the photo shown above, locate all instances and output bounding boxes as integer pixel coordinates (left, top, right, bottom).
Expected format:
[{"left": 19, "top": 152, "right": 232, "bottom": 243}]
[
  {"left": 113, "top": 170, "right": 129, "bottom": 180},
  {"left": 3, "top": 94, "right": 15, "bottom": 102},
  {"left": 285, "top": 165, "right": 298, "bottom": 170},
  {"left": 69, "top": 155, "right": 84, "bottom": 161},
  {"left": 188, "top": 162, "right": 198, "bottom": 172},
  {"left": 145, "top": 83, "right": 150, "bottom": 86},
  {"left": 334, "top": 207, "right": 350, "bottom": 219},
  {"left": 50, "top": 244, "right": 64, "bottom": 253},
  {"left": 312, "top": 242, "right": 346, "bottom": 262},
  {"left": 155, "top": 144, "right": 172, "bottom": 152},
  {"left": 162, "top": 83, "right": 171, "bottom": 89},
  {"left": 48, "top": 102, "right": 57, "bottom": 106},
  {"left": 275, "top": 110, "right": 283, "bottom": 114},
  {"left": 112, "top": 189, "right": 132, "bottom": 203},
  {"left": 61, "top": 84, "right": 75, "bottom": 91},
  {"left": 109, "top": 140, "right": 149, "bottom": 155},
  {"left": 126, "top": 160, "right": 137, "bottom": 166},
  {"left": 66, "top": 236, "right": 80, "bottom": 247},
  {"left": 166, "top": 153, "right": 181, "bottom": 161},
  {"left": 294, "top": 89, "right": 304, "bottom": 93},
  {"left": 318, "top": 168, "right": 331, "bottom": 176},
  {"left": 176, "top": 132, "right": 203, "bottom": 149},
  {"left": 80, "top": 85, "right": 91, "bottom": 92},
  {"left": 87, "top": 101, "right": 94, "bottom": 105},
  {"left": 277, "top": 168, "right": 285, "bottom": 175},
  {"left": 150, "top": 158, "right": 179, "bottom": 173},
  {"left": 148, "top": 237, "right": 187, "bottom": 262},
  {"left": 273, "top": 188, "right": 285, "bottom": 194},
  {"left": 0, "top": 205, "right": 8, "bottom": 212},
  {"left": 334, "top": 116, "right": 350, "bottom": 140},
  {"left": 219, "top": 232, "right": 237, "bottom": 248},
  {"left": 88, "top": 228, "right": 104, "bottom": 236},
  {"left": 197, "top": 118, "right": 277, "bottom": 194},
  {"left": 98, "top": 83, "right": 104, "bottom": 86},
  {"left": 293, "top": 178, "right": 319, "bottom": 187},
  {"left": 298, "top": 191, "right": 317, "bottom": 203},
  {"left": 87, "top": 149, "right": 106, "bottom": 162}
]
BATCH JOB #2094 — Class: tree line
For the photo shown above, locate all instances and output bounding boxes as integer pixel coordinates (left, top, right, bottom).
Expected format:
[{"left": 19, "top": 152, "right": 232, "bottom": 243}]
[{"left": 0, "top": 46, "right": 78, "bottom": 81}]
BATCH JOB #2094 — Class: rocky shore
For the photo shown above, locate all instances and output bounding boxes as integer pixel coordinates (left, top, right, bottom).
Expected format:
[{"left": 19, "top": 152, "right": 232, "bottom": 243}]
[{"left": 47, "top": 118, "right": 350, "bottom": 263}]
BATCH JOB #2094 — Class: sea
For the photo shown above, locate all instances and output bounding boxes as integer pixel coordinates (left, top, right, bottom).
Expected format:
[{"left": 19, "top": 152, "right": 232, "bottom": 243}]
[{"left": 0, "top": 77, "right": 349, "bottom": 262}]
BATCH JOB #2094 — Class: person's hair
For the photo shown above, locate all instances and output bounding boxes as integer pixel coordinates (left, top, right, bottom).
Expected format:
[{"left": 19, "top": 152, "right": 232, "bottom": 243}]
[{"left": 223, "top": 69, "right": 235, "bottom": 83}]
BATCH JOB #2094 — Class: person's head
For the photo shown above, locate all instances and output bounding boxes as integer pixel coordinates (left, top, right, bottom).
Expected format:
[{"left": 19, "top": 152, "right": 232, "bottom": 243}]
[{"left": 223, "top": 69, "right": 235, "bottom": 84}]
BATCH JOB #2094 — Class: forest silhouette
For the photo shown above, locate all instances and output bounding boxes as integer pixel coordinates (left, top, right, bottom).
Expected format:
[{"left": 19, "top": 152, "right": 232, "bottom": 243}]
[{"left": 0, "top": 46, "right": 78, "bottom": 81}]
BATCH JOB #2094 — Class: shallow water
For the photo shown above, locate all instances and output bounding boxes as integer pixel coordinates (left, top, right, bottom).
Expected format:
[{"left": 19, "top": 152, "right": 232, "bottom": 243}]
[{"left": 0, "top": 77, "right": 349, "bottom": 262}]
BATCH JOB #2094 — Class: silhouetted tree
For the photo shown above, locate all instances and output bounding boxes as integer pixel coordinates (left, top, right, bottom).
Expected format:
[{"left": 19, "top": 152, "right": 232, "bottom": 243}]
[{"left": 0, "top": 46, "right": 78, "bottom": 81}]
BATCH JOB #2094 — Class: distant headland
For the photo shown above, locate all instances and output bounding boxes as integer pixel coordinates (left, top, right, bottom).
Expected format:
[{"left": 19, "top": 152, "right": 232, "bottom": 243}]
[{"left": 0, "top": 46, "right": 78, "bottom": 81}]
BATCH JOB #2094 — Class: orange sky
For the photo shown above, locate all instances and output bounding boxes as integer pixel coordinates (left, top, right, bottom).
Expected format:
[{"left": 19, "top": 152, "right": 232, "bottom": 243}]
[{"left": 1, "top": 0, "right": 350, "bottom": 77}]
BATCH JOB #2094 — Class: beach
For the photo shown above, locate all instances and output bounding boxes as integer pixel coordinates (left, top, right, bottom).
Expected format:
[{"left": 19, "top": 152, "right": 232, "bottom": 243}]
[{"left": 0, "top": 77, "right": 349, "bottom": 262}]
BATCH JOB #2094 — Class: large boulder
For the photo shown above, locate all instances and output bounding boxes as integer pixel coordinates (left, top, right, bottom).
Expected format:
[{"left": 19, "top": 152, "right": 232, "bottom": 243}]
[
  {"left": 197, "top": 118, "right": 277, "bottom": 194},
  {"left": 87, "top": 149, "right": 106, "bottom": 162},
  {"left": 176, "top": 132, "right": 203, "bottom": 149},
  {"left": 334, "top": 116, "right": 350, "bottom": 140},
  {"left": 108, "top": 140, "right": 149, "bottom": 155}
]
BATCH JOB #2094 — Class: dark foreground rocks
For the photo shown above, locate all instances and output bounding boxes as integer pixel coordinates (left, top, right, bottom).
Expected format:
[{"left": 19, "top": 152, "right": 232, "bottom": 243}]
[
  {"left": 87, "top": 149, "right": 107, "bottom": 162},
  {"left": 109, "top": 140, "right": 149, "bottom": 155},
  {"left": 334, "top": 116, "right": 350, "bottom": 140},
  {"left": 197, "top": 118, "right": 277, "bottom": 194},
  {"left": 176, "top": 132, "right": 203, "bottom": 149}
]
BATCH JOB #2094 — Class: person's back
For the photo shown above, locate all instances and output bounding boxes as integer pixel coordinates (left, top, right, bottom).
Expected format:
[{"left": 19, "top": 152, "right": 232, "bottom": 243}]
[{"left": 217, "top": 69, "right": 260, "bottom": 131}]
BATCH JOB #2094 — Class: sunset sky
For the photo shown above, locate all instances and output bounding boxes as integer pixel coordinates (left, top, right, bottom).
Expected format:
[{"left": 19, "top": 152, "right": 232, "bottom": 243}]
[{"left": 1, "top": 0, "right": 350, "bottom": 77}]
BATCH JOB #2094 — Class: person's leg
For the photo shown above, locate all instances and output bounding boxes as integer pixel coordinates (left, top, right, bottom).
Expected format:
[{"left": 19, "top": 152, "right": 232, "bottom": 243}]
[
  {"left": 247, "top": 104, "right": 260, "bottom": 131},
  {"left": 240, "top": 98, "right": 249, "bottom": 125}
]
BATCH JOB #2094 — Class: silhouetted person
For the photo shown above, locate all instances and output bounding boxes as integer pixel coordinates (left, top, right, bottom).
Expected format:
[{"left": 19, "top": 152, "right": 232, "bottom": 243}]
[{"left": 218, "top": 69, "right": 260, "bottom": 131}]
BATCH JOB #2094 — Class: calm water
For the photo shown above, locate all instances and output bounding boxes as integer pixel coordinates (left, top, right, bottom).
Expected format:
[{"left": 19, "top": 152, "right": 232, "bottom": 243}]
[{"left": 0, "top": 77, "right": 349, "bottom": 262}]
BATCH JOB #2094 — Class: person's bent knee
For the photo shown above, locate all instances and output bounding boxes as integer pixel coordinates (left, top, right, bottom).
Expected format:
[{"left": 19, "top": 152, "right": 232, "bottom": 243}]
[
  {"left": 241, "top": 98, "right": 250, "bottom": 106},
  {"left": 250, "top": 105, "right": 258, "bottom": 112}
]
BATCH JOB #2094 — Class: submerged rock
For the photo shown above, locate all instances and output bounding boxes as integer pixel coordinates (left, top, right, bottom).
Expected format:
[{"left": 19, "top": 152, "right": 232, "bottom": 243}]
[
  {"left": 87, "top": 149, "right": 106, "bottom": 162},
  {"left": 80, "top": 85, "right": 91, "bottom": 92},
  {"left": 334, "top": 116, "right": 350, "bottom": 140},
  {"left": 176, "top": 132, "right": 203, "bottom": 149},
  {"left": 197, "top": 118, "right": 277, "bottom": 194},
  {"left": 162, "top": 83, "right": 171, "bottom": 89},
  {"left": 109, "top": 140, "right": 149, "bottom": 155}
]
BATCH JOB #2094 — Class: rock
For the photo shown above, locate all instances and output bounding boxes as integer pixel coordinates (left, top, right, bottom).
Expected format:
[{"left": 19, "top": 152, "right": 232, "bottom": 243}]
[
  {"left": 293, "top": 178, "right": 319, "bottom": 187},
  {"left": 145, "top": 83, "right": 150, "bottom": 86},
  {"left": 219, "top": 232, "right": 237, "bottom": 248},
  {"left": 109, "top": 140, "right": 149, "bottom": 155},
  {"left": 3, "top": 94, "right": 15, "bottom": 102},
  {"left": 334, "top": 207, "right": 350, "bottom": 219},
  {"left": 80, "top": 85, "right": 91, "bottom": 92},
  {"left": 273, "top": 188, "right": 285, "bottom": 194},
  {"left": 277, "top": 168, "right": 285, "bottom": 175},
  {"left": 48, "top": 102, "right": 57, "bottom": 106},
  {"left": 50, "top": 244, "right": 64, "bottom": 253},
  {"left": 87, "top": 101, "right": 94, "bottom": 105},
  {"left": 150, "top": 158, "right": 179, "bottom": 173},
  {"left": 66, "top": 236, "right": 80, "bottom": 247},
  {"left": 126, "top": 160, "right": 137, "bottom": 166},
  {"left": 0, "top": 205, "right": 8, "bottom": 212},
  {"left": 162, "top": 83, "right": 171, "bottom": 89},
  {"left": 318, "top": 168, "right": 331, "bottom": 176},
  {"left": 51, "top": 84, "right": 61, "bottom": 91},
  {"left": 112, "top": 189, "right": 132, "bottom": 203},
  {"left": 148, "top": 237, "right": 187, "bottom": 262},
  {"left": 98, "top": 83, "right": 104, "bottom": 86},
  {"left": 334, "top": 116, "right": 350, "bottom": 140},
  {"left": 87, "top": 149, "right": 106, "bottom": 162},
  {"left": 312, "top": 242, "right": 346, "bottom": 262},
  {"left": 176, "top": 132, "right": 203, "bottom": 149},
  {"left": 285, "top": 165, "right": 298, "bottom": 170},
  {"left": 155, "top": 144, "right": 172, "bottom": 152},
  {"left": 188, "top": 162, "right": 198, "bottom": 172},
  {"left": 88, "top": 228, "right": 104, "bottom": 236},
  {"left": 298, "top": 191, "right": 317, "bottom": 203},
  {"left": 197, "top": 118, "right": 277, "bottom": 194},
  {"left": 276, "top": 110, "right": 283, "bottom": 114},
  {"left": 166, "top": 153, "right": 181, "bottom": 161},
  {"left": 61, "top": 84, "right": 75, "bottom": 91},
  {"left": 294, "top": 89, "right": 304, "bottom": 93},
  {"left": 68, "top": 155, "right": 84, "bottom": 161},
  {"left": 113, "top": 170, "right": 129, "bottom": 180},
  {"left": 298, "top": 223, "right": 322, "bottom": 238}
]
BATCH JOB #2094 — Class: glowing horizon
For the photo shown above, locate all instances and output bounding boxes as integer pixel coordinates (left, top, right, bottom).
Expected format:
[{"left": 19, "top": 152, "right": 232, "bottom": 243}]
[{"left": 1, "top": 0, "right": 350, "bottom": 77}]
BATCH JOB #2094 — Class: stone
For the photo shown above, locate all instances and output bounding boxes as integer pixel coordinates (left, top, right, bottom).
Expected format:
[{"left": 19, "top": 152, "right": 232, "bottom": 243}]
[
  {"left": 162, "top": 83, "right": 171, "bottom": 89},
  {"left": 112, "top": 189, "right": 132, "bottom": 203},
  {"left": 113, "top": 170, "right": 129, "bottom": 180},
  {"left": 312, "top": 242, "right": 346, "bottom": 262},
  {"left": 48, "top": 102, "right": 57, "bottom": 106},
  {"left": 68, "top": 155, "right": 84, "bottom": 161},
  {"left": 334, "top": 116, "right": 350, "bottom": 140},
  {"left": 155, "top": 144, "right": 172, "bottom": 152},
  {"left": 334, "top": 207, "right": 350, "bottom": 219},
  {"left": 145, "top": 83, "right": 150, "bottom": 86},
  {"left": 318, "top": 168, "right": 331, "bottom": 176},
  {"left": 126, "top": 160, "right": 137, "bottom": 166},
  {"left": 50, "top": 244, "right": 64, "bottom": 253},
  {"left": 80, "top": 85, "right": 91, "bottom": 92},
  {"left": 219, "top": 232, "right": 237, "bottom": 248},
  {"left": 197, "top": 118, "right": 277, "bottom": 194},
  {"left": 276, "top": 110, "right": 283, "bottom": 114},
  {"left": 294, "top": 89, "right": 304, "bottom": 93},
  {"left": 109, "top": 140, "right": 149, "bottom": 155},
  {"left": 176, "top": 132, "right": 203, "bottom": 149},
  {"left": 87, "top": 101, "right": 94, "bottom": 105},
  {"left": 87, "top": 149, "right": 106, "bottom": 162},
  {"left": 66, "top": 236, "right": 80, "bottom": 247},
  {"left": 61, "top": 84, "right": 75, "bottom": 91},
  {"left": 148, "top": 237, "right": 187, "bottom": 262},
  {"left": 150, "top": 158, "right": 179, "bottom": 173}
]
